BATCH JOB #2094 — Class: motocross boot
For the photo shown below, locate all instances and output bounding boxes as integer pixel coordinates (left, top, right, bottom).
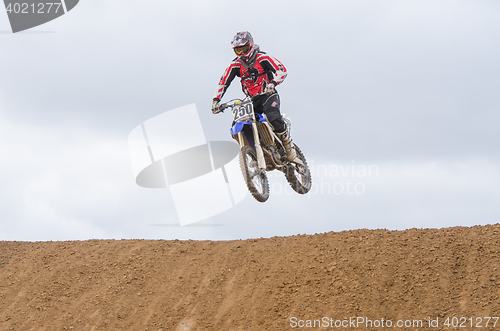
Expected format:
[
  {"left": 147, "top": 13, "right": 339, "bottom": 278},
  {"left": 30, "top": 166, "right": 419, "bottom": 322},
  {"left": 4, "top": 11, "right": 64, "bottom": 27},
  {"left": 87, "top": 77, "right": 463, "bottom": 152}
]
[{"left": 276, "top": 130, "right": 297, "bottom": 162}]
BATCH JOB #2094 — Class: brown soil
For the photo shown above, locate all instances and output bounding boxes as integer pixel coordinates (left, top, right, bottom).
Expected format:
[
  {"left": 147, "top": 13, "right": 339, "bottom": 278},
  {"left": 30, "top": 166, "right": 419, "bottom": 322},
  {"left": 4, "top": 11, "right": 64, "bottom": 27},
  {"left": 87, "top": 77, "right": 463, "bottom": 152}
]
[{"left": 1, "top": 224, "right": 499, "bottom": 331}]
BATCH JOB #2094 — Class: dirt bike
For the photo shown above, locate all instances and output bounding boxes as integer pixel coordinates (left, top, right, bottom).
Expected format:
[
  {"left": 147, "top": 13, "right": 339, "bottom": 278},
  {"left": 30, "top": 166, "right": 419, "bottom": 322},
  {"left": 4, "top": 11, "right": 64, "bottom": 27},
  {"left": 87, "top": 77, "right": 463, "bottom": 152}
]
[{"left": 216, "top": 95, "right": 312, "bottom": 202}]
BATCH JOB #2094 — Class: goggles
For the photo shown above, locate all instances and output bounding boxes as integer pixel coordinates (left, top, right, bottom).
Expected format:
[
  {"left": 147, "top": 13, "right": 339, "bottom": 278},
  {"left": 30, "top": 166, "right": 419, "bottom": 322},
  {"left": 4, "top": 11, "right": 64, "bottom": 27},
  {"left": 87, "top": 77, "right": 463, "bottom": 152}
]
[{"left": 234, "top": 44, "right": 251, "bottom": 55}]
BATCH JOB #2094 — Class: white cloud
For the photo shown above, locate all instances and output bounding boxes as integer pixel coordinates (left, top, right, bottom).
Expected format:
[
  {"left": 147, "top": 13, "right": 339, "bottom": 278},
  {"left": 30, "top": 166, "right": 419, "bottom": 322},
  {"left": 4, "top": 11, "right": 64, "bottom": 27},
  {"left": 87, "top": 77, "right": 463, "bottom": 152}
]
[{"left": 0, "top": 115, "right": 151, "bottom": 240}]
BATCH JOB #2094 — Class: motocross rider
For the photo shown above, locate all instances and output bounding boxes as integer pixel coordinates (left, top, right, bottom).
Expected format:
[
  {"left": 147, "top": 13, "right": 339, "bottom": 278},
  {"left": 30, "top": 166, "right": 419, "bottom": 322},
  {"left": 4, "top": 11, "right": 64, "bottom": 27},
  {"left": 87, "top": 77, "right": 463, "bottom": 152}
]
[{"left": 211, "top": 31, "right": 297, "bottom": 161}]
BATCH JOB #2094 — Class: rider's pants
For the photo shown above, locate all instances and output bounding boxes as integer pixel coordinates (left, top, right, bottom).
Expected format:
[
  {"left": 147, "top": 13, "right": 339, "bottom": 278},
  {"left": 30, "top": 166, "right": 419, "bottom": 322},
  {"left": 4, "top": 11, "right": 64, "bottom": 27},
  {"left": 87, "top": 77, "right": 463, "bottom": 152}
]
[{"left": 251, "top": 92, "right": 286, "bottom": 133}]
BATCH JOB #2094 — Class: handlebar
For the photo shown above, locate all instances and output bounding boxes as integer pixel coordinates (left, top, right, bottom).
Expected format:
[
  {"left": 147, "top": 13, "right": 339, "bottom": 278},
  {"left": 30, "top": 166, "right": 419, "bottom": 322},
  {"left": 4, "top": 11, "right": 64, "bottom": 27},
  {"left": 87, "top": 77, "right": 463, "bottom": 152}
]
[
  {"left": 218, "top": 98, "right": 245, "bottom": 113},
  {"left": 215, "top": 90, "right": 274, "bottom": 114}
]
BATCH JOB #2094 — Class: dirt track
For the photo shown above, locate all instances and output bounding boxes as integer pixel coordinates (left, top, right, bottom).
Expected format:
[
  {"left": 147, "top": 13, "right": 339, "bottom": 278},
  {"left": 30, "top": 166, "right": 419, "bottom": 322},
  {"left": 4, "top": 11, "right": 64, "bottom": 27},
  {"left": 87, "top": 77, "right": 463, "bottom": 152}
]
[{"left": 1, "top": 224, "right": 499, "bottom": 330}]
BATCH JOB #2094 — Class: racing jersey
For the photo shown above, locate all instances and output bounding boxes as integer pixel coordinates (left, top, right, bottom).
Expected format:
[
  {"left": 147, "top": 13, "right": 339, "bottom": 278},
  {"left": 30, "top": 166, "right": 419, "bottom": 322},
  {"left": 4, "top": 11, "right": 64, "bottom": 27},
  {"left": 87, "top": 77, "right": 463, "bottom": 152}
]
[{"left": 213, "top": 50, "right": 287, "bottom": 101}]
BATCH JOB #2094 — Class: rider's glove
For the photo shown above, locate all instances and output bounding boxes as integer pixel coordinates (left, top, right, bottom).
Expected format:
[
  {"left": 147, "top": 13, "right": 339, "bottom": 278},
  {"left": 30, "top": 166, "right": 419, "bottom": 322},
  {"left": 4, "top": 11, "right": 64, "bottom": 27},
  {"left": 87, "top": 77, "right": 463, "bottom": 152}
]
[
  {"left": 264, "top": 82, "right": 276, "bottom": 94},
  {"left": 211, "top": 100, "right": 221, "bottom": 114}
]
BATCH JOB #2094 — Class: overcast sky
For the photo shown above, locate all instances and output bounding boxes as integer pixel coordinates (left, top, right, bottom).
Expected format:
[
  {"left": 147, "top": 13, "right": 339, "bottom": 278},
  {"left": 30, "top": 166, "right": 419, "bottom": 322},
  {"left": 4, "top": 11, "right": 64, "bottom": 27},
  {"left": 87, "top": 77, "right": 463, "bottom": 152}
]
[{"left": 1, "top": 0, "right": 499, "bottom": 241}]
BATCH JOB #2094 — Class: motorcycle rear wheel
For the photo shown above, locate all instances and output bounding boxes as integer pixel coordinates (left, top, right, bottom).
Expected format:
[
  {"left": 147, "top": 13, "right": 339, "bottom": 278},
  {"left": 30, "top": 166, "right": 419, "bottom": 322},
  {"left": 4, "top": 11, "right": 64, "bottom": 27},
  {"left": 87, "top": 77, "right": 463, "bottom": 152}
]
[
  {"left": 239, "top": 145, "right": 270, "bottom": 202},
  {"left": 285, "top": 144, "right": 312, "bottom": 194}
]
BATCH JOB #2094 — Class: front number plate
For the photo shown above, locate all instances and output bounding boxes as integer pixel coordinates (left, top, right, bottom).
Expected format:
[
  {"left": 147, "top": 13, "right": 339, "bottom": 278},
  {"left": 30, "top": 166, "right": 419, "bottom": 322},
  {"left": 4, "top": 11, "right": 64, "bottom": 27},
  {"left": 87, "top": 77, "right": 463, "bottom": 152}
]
[{"left": 232, "top": 101, "right": 253, "bottom": 123}]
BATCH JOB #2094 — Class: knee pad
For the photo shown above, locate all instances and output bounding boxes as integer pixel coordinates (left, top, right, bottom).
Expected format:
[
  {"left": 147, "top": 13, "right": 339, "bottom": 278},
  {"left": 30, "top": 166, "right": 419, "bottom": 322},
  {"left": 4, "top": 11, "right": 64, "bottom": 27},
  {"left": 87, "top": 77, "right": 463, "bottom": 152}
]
[{"left": 270, "top": 117, "right": 286, "bottom": 133}]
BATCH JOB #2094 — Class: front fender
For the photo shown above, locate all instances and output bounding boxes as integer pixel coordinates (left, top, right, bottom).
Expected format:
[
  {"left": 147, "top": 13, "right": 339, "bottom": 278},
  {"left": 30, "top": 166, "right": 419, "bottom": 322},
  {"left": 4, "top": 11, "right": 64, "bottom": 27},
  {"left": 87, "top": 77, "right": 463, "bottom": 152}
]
[
  {"left": 230, "top": 121, "right": 251, "bottom": 135},
  {"left": 230, "top": 113, "right": 266, "bottom": 135}
]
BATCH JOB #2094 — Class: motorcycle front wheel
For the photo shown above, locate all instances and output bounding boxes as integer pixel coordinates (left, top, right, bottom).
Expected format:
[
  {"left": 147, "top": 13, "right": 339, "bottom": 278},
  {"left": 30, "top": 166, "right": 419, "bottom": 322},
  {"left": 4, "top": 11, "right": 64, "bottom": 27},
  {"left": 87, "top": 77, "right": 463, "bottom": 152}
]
[
  {"left": 239, "top": 145, "right": 270, "bottom": 202},
  {"left": 285, "top": 144, "right": 312, "bottom": 194}
]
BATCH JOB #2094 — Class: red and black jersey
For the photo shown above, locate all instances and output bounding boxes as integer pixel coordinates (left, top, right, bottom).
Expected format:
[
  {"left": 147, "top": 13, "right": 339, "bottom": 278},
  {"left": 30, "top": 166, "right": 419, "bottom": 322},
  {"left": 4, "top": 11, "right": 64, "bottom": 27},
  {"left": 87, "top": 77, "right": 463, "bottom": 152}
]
[{"left": 213, "top": 50, "right": 287, "bottom": 101}]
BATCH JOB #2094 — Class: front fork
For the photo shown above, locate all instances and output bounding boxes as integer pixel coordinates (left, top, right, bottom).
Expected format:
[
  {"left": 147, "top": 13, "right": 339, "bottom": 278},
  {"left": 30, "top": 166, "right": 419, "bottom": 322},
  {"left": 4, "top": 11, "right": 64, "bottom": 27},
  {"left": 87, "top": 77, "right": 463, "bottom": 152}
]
[
  {"left": 237, "top": 123, "right": 266, "bottom": 170},
  {"left": 251, "top": 122, "right": 266, "bottom": 170}
]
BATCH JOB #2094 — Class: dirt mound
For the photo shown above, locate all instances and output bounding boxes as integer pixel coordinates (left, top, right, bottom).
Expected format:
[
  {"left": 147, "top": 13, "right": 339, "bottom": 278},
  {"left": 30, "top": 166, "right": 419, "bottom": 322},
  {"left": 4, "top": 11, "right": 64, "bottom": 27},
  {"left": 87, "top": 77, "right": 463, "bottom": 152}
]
[{"left": 1, "top": 224, "right": 499, "bottom": 330}]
